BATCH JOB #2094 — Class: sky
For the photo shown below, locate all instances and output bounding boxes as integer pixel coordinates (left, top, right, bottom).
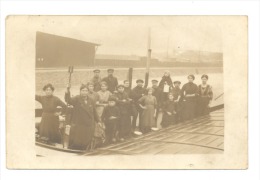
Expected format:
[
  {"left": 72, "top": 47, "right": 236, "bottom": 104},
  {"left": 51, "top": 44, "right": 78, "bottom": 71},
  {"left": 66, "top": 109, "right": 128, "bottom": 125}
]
[{"left": 34, "top": 16, "right": 223, "bottom": 56}]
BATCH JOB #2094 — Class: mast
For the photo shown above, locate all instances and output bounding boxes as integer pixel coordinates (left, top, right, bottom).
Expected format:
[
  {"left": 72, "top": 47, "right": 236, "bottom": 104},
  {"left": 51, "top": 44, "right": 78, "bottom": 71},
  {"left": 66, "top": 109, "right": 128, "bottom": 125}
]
[{"left": 144, "top": 27, "right": 151, "bottom": 88}]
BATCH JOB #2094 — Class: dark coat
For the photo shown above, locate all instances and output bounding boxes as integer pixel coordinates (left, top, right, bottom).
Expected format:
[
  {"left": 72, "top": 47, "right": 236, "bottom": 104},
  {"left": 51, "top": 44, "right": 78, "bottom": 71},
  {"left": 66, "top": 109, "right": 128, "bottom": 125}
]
[
  {"left": 91, "top": 76, "right": 102, "bottom": 92},
  {"left": 35, "top": 95, "right": 66, "bottom": 143},
  {"left": 131, "top": 86, "right": 146, "bottom": 103},
  {"left": 65, "top": 92, "right": 99, "bottom": 150},
  {"left": 102, "top": 75, "right": 118, "bottom": 93},
  {"left": 197, "top": 84, "right": 213, "bottom": 116},
  {"left": 159, "top": 76, "right": 173, "bottom": 90},
  {"left": 152, "top": 85, "right": 163, "bottom": 108},
  {"left": 114, "top": 91, "right": 132, "bottom": 138},
  {"left": 171, "top": 86, "right": 181, "bottom": 100}
]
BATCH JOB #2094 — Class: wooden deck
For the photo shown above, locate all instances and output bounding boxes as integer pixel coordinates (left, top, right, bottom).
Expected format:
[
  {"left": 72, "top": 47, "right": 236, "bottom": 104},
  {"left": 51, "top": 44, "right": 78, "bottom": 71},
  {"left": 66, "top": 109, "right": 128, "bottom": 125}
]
[
  {"left": 83, "top": 108, "right": 224, "bottom": 156},
  {"left": 36, "top": 108, "right": 224, "bottom": 156}
]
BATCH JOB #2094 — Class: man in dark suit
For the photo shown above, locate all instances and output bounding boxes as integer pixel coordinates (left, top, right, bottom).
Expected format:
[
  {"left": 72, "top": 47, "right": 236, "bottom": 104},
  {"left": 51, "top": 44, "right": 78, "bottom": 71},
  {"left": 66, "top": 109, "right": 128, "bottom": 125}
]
[
  {"left": 131, "top": 79, "right": 146, "bottom": 134},
  {"left": 102, "top": 69, "right": 118, "bottom": 93}
]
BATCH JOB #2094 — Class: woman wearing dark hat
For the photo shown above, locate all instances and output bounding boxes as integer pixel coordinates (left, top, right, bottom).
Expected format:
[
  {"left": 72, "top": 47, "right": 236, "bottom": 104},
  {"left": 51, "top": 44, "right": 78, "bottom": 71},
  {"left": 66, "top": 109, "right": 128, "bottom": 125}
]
[
  {"left": 138, "top": 87, "right": 158, "bottom": 133},
  {"left": 35, "top": 83, "right": 67, "bottom": 144},
  {"left": 196, "top": 74, "right": 213, "bottom": 116},
  {"left": 180, "top": 75, "right": 198, "bottom": 121},
  {"left": 65, "top": 84, "right": 100, "bottom": 150},
  {"left": 159, "top": 70, "right": 173, "bottom": 102}
]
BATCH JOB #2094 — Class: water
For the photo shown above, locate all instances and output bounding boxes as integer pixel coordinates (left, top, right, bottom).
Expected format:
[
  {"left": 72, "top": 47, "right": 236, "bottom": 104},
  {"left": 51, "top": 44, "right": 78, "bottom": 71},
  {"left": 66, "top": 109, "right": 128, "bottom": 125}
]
[{"left": 35, "top": 67, "right": 223, "bottom": 109}]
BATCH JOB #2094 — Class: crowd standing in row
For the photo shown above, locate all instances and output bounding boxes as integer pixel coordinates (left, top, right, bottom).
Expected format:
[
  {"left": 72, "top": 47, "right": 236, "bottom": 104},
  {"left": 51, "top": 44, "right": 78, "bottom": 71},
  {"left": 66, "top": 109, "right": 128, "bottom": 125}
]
[{"left": 35, "top": 69, "right": 213, "bottom": 150}]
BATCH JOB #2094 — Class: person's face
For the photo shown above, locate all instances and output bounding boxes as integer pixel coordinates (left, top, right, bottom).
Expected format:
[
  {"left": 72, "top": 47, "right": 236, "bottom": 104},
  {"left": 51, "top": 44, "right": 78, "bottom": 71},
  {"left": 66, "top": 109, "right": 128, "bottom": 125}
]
[
  {"left": 108, "top": 71, "right": 113, "bottom": 76},
  {"left": 118, "top": 87, "right": 124, "bottom": 93},
  {"left": 202, "top": 77, "right": 208, "bottom": 84},
  {"left": 94, "top": 72, "right": 100, "bottom": 77},
  {"left": 44, "top": 87, "right": 53, "bottom": 96},
  {"left": 152, "top": 82, "right": 158, "bottom": 86},
  {"left": 188, "top": 76, "right": 194, "bottom": 83},
  {"left": 164, "top": 72, "right": 170, "bottom": 77},
  {"left": 148, "top": 89, "right": 153, "bottom": 95},
  {"left": 169, "top": 94, "right": 174, "bottom": 100},
  {"left": 124, "top": 81, "right": 130, "bottom": 88},
  {"left": 137, "top": 82, "right": 143, "bottom": 87},
  {"left": 80, "top": 88, "right": 88, "bottom": 97},
  {"left": 88, "top": 85, "right": 94, "bottom": 92},
  {"left": 174, "top": 83, "right": 180, "bottom": 88},
  {"left": 108, "top": 101, "right": 116, "bottom": 106},
  {"left": 101, "top": 84, "right": 107, "bottom": 91}
]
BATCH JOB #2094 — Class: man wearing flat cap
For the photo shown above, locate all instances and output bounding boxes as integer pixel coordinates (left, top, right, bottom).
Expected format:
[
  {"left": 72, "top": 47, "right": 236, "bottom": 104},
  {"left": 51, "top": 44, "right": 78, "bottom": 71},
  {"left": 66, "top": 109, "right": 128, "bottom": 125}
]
[
  {"left": 102, "top": 69, "right": 118, "bottom": 93},
  {"left": 90, "top": 69, "right": 102, "bottom": 92},
  {"left": 172, "top": 81, "right": 182, "bottom": 101},
  {"left": 151, "top": 79, "right": 163, "bottom": 122},
  {"left": 131, "top": 79, "right": 146, "bottom": 133}
]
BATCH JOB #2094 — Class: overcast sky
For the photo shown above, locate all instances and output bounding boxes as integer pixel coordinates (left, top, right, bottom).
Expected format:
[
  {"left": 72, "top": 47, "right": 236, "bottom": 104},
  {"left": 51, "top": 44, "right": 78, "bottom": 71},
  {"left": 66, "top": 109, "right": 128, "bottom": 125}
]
[{"left": 36, "top": 16, "right": 223, "bottom": 56}]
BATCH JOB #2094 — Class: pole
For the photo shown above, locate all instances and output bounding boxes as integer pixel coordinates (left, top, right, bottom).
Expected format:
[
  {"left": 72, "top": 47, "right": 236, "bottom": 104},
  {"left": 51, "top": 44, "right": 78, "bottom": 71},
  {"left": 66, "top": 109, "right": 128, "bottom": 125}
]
[{"left": 144, "top": 28, "right": 151, "bottom": 88}]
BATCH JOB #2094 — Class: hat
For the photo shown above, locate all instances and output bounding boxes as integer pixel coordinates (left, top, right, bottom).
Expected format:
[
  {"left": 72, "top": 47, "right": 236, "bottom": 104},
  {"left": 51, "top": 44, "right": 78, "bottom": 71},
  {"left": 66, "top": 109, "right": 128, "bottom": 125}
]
[
  {"left": 80, "top": 84, "right": 88, "bottom": 90},
  {"left": 188, "top": 74, "right": 195, "bottom": 80},
  {"left": 136, "top": 79, "right": 144, "bottom": 83},
  {"left": 108, "top": 96, "right": 117, "bottom": 102},
  {"left": 117, "top": 84, "right": 125, "bottom": 89},
  {"left": 151, "top": 79, "right": 158, "bottom": 83},
  {"left": 43, "top": 83, "right": 55, "bottom": 91},
  {"left": 93, "top": 69, "right": 100, "bottom": 73},
  {"left": 107, "top": 68, "right": 114, "bottom": 72},
  {"left": 201, "top": 74, "right": 209, "bottom": 80},
  {"left": 173, "top": 81, "right": 181, "bottom": 84}
]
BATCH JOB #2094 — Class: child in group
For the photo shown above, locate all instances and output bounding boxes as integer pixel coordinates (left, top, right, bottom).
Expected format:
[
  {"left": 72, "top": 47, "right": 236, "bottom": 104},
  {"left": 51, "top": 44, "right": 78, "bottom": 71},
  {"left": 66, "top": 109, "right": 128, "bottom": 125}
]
[
  {"left": 114, "top": 84, "right": 132, "bottom": 141},
  {"left": 160, "top": 93, "right": 177, "bottom": 128},
  {"left": 102, "top": 96, "right": 121, "bottom": 144}
]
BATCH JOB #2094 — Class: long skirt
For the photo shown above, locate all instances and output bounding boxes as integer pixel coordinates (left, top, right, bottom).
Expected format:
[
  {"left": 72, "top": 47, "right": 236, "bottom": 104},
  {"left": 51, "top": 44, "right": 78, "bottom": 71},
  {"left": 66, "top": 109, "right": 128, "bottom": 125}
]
[
  {"left": 161, "top": 113, "right": 176, "bottom": 128},
  {"left": 69, "top": 122, "right": 95, "bottom": 150},
  {"left": 196, "top": 97, "right": 210, "bottom": 117},
  {"left": 39, "top": 113, "right": 61, "bottom": 143},
  {"left": 181, "top": 100, "right": 197, "bottom": 121},
  {"left": 140, "top": 105, "right": 156, "bottom": 132}
]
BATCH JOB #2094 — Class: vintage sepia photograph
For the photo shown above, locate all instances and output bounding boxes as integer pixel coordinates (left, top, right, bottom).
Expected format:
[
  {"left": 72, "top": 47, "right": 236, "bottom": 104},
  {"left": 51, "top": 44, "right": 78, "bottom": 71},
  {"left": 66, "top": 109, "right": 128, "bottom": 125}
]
[
  {"left": 34, "top": 16, "right": 224, "bottom": 156},
  {"left": 5, "top": 15, "right": 247, "bottom": 169}
]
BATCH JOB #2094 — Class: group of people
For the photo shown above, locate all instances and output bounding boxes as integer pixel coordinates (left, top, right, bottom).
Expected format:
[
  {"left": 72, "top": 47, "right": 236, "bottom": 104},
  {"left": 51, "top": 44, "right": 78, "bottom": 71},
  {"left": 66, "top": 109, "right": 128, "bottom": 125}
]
[{"left": 35, "top": 69, "right": 213, "bottom": 151}]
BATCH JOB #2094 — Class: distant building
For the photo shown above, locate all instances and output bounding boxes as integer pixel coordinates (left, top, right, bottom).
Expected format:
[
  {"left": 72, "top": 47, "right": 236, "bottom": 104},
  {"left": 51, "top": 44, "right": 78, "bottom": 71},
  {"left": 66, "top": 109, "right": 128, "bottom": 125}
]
[
  {"left": 36, "top": 32, "right": 99, "bottom": 68},
  {"left": 95, "top": 54, "right": 144, "bottom": 67}
]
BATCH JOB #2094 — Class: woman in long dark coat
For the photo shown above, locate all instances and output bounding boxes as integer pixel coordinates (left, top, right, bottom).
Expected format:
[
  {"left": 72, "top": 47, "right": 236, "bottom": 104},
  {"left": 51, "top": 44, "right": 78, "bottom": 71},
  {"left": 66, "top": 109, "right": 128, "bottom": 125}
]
[
  {"left": 197, "top": 74, "right": 213, "bottom": 116},
  {"left": 35, "top": 83, "right": 66, "bottom": 144},
  {"left": 65, "top": 84, "right": 99, "bottom": 150},
  {"left": 159, "top": 70, "right": 173, "bottom": 102},
  {"left": 180, "top": 75, "right": 198, "bottom": 121},
  {"left": 161, "top": 93, "right": 177, "bottom": 128}
]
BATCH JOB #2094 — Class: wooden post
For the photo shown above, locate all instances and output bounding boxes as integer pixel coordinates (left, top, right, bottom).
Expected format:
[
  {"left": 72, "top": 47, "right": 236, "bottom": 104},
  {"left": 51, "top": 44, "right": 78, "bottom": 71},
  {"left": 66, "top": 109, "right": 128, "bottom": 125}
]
[
  {"left": 128, "top": 67, "right": 133, "bottom": 89},
  {"left": 144, "top": 28, "right": 151, "bottom": 88}
]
